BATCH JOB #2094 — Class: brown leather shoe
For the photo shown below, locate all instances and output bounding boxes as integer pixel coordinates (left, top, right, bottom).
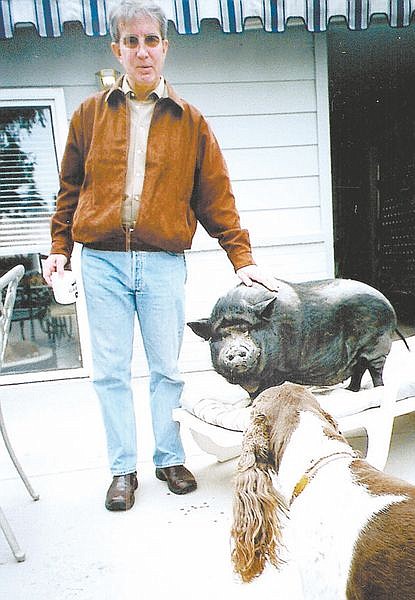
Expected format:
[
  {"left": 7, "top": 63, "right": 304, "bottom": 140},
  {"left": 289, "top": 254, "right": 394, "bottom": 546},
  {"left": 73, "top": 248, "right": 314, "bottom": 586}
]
[
  {"left": 155, "top": 465, "right": 197, "bottom": 495},
  {"left": 105, "top": 472, "right": 138, "bottom": 511}
]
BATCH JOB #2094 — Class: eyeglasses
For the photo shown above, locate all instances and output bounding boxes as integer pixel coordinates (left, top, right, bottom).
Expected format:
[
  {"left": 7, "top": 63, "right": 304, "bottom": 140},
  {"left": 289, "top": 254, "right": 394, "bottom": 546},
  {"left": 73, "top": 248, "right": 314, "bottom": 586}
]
[{"left": 121, "top": 34, "right": 162, "bottom": 49}]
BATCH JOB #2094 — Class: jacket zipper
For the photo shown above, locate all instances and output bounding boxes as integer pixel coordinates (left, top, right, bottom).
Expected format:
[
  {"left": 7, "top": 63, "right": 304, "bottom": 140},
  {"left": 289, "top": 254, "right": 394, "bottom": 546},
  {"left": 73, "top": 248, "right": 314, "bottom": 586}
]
[{"left": 124, "top": 226, "right": 134, "bottom": 252}]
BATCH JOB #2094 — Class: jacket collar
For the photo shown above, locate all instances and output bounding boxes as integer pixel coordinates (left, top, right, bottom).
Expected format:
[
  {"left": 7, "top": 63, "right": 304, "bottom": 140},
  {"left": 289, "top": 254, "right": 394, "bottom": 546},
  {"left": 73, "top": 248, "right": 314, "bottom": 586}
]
[{"left": 105, "top": 76, "right": 184, "bottom": 111}]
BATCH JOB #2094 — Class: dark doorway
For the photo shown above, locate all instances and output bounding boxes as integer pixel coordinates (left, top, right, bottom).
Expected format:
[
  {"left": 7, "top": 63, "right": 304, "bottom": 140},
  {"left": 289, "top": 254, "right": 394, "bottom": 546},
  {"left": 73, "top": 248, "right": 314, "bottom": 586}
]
[{"left": 328, "top": 22, "right": 415, "bottom": 321}]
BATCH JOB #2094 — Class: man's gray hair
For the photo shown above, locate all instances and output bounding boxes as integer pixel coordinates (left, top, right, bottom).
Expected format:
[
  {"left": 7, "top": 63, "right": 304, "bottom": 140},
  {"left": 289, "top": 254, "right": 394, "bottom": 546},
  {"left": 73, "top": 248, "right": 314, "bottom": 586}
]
[{"left": 109, "top": 1, "right": 168, "bottom": 42}]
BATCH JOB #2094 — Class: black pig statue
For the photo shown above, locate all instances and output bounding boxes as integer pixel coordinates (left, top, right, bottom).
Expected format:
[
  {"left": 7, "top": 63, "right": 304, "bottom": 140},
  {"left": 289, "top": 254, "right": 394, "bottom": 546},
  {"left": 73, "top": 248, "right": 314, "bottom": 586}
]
[{"left": 188, "top": 278, "right": 397, "bottom": 397}]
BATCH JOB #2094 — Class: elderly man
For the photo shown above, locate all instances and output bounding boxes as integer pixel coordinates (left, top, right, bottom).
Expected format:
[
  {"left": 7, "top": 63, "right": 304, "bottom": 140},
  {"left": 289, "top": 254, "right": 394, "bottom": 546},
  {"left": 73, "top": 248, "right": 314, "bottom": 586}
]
[{"left": 43, "top": 0, "right": 277, "bottom": 511}]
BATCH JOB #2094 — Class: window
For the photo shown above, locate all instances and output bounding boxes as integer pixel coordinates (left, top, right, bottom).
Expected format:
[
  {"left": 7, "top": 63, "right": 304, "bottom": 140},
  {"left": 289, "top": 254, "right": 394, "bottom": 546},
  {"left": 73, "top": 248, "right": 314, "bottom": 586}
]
[
  {"left": 0, "top": 88, "right": 67, "bottom": 255},
  {"left": 0, "top": 89, "right": 85, "bottom": 382}
]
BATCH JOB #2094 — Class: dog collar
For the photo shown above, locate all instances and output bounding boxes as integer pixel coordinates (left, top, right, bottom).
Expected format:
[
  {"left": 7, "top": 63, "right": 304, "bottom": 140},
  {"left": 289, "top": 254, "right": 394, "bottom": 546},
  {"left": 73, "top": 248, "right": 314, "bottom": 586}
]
[{"left": 291, "top": 451, "right": 358, "bottom": 505}]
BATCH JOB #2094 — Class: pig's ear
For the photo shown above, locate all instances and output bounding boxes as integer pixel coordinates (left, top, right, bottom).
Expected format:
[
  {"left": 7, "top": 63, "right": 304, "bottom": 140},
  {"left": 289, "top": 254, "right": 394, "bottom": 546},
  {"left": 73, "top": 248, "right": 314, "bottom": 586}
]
[
  {"left": 187, "top": 319, "right": 212, "bottom": 340},
  {"left": 254, "top": 297, "right": 276, "bottom": 321}
]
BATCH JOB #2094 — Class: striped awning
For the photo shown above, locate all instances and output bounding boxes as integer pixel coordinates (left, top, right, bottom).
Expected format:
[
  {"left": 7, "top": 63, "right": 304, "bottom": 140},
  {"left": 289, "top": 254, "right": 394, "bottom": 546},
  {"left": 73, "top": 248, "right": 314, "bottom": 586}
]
[{"left": 1, "top": 0, "right": 414, "bottom": 39}]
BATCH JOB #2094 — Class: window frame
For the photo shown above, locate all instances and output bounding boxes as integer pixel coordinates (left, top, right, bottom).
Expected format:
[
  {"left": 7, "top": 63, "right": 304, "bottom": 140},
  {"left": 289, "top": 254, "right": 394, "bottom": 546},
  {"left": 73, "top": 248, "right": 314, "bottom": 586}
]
[{"left": 0, "top": 88, "right": 90, "bottom": 385}]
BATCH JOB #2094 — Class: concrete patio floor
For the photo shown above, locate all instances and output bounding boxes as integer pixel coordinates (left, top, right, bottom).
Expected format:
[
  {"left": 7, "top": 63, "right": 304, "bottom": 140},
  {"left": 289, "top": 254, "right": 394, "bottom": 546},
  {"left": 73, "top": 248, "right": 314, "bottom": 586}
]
[{"left": 1, "top": 373, "right": 415, "bottom": 599}]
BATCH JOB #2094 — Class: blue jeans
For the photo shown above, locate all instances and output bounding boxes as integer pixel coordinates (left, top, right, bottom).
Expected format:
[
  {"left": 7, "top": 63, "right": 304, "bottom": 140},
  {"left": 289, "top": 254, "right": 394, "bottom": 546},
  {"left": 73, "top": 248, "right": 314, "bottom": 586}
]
[{"left": 81, "top": 247, "right": 186, "bottom": 475}]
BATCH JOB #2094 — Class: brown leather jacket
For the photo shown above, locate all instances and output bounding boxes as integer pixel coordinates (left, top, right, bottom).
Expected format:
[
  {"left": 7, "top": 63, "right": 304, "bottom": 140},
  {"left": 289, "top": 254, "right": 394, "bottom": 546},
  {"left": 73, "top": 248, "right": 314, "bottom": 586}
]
[{"left": 51, "top": 80, "right": 254, "bottom": 271}]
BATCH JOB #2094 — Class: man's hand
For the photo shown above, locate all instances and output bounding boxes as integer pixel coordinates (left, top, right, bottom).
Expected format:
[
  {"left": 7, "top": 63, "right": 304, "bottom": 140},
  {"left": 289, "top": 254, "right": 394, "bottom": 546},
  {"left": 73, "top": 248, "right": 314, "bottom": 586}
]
[
  {"left": 42, "top": 254, "right": 68, "bottom": 285},
  {"left": 236, "top": 265, "right": 279, "bottom": 292}
]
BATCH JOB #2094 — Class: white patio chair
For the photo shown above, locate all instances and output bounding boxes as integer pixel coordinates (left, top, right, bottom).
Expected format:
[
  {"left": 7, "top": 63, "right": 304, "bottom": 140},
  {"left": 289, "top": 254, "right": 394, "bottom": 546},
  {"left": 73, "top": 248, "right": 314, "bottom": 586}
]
[
  {"left": 0, "top": 265, "right": 40, "bottom": 562},
  {"left": 175, "top": 335, "right": 415, "bottom": 470}
]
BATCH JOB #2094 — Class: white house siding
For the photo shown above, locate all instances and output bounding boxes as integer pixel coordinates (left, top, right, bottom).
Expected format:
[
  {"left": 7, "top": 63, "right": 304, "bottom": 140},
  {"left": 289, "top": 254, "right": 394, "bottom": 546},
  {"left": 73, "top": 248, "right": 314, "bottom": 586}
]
[
  {"left": 168, "top": 25, "right": 334, "bottom": 372},
  {"left": 1, "top": 20, "right": 334, "bottom": 376}
]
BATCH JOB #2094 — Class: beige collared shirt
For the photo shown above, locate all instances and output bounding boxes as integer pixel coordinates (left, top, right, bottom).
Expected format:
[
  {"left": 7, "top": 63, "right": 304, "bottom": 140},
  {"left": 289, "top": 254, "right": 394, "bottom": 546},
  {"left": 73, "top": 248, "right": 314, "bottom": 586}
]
[{"left": 121, "top": 76, "right": 167, "bottom": 228}]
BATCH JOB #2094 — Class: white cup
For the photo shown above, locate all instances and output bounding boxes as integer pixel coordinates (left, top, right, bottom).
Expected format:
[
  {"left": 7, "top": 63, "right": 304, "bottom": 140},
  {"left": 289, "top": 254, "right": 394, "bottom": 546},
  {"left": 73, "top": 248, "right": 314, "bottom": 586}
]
[{"left": 51, "top": 271, "right": 78, "bottom": 304}]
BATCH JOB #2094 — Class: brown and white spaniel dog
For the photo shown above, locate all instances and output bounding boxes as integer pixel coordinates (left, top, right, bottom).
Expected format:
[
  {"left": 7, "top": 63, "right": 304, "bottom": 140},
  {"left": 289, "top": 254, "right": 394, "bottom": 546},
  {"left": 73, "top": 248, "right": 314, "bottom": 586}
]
[{"left": 231, "top": 383, "right": 415, "bottom": 599}]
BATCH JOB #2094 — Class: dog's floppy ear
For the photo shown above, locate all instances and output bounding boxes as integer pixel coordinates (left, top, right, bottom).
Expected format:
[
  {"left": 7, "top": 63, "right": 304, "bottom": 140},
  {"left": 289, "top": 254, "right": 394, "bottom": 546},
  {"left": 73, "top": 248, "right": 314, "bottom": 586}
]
[
  {"left": 231, "top": 412, "right": 288, "bottom": 583},
  {"left": 187, "top": 318, "right": 212, "bottom": 341}
]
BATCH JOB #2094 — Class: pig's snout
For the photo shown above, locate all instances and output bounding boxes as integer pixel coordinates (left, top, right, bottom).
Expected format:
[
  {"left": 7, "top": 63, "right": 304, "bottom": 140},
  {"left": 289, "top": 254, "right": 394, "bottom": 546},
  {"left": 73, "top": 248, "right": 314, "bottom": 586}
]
[{"left": 219, "top": 340, "right": 260, "bottom": 372}]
